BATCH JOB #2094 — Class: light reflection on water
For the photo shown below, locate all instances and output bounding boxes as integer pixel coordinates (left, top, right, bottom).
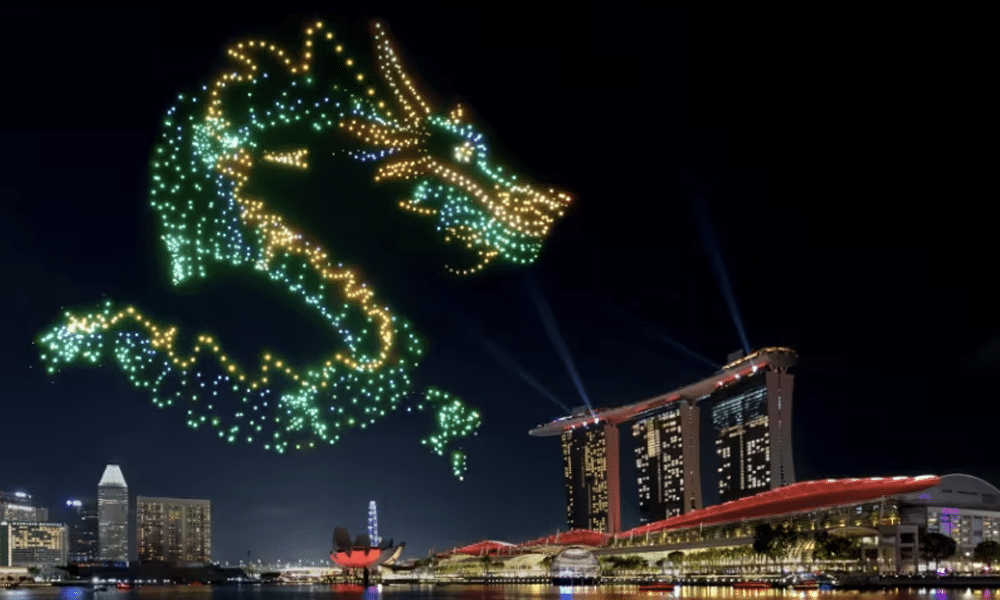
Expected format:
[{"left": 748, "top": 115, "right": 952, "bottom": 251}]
[{"left": 0, "top": 585, "right": 999, "bottom": 599}]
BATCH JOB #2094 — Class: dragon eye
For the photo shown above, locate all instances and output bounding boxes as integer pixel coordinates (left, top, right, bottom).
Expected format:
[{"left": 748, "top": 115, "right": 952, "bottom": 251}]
[{"left": 454, "top": 141, "right": 475, "bottom": 163}]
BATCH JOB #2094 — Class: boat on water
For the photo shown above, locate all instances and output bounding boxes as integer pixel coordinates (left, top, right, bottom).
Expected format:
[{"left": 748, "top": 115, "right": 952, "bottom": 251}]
[
  {"left": 638, "top": 582, "right": 675, "bottom": 591},
  {"left": 550, "top": 577, "right": 601, "bottom": 586},
  {"left": 116, "top": 582, "right": 133, "bottom": 590},
  {"left": 733, "top": 581, "right": 773, "bottom": 589},
  {"left": 792, "top": 580, "right": 819, "bottom": 590}
]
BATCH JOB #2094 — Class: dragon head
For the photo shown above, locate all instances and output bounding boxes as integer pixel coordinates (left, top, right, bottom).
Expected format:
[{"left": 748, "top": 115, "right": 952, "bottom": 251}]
[
  {"left": 153, "top": 20, "right": 570, "bottom": 285},
  {"left": 340, "top": 21, "right": 572, "bottom": 274}
]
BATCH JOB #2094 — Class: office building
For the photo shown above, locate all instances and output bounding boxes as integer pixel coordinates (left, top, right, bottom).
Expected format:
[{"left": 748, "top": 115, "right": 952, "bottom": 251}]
[
  {"left": 65, "top": 499, "right": 98, "bottom": 563},
  {"left": 561, "top": 416, "right": 620, "bottom": 533},
  {"left": 711, "top": 362, "right": 795, "bottom": 503},
  {"left": 0, "top": 522, "right": 68, "bottom": 567},
  {"left": 0, "top": 491, "right": 48, "bottom": 523},
  {"left": 97, "top": 465, "right": 128, "bottom": 562},
  {"left": 137, "top": 497, "right": 211, "bottom": 563},
  {"left": 632, "top": 399, "right": 702, "bottom": 523}
]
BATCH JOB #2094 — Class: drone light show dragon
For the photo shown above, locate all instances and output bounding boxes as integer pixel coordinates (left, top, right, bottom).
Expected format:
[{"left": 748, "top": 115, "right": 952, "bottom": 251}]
[{"left": 36, "top": 20, "right": 570, "bottom": 478}]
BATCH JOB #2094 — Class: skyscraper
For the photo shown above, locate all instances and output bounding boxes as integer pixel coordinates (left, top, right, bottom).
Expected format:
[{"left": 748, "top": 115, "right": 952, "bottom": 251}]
[
  {"left": 711, "top": 366, "right": 795, "bottom": 503},
  {"left": 561, "top": 417, "right": 620, "bottom": 533},
  {"left": 66, "top": 498, "right": 99, "bottom": 563},
  {"left": 632, "top": 399, "right": 702, "bottom": 523},
  {"left": 137, "top": 497, "right": 211, "bottom": 563},
  {"left": 97, "top": 464, "right": 129, "bottom": 562},
  {"left": 0, "top": 491, "right": 48, "bottom": 522}
]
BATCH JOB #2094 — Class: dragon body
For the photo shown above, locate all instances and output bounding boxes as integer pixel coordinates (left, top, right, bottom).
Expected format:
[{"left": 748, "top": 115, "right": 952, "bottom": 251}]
[{"left": 37, "top": 20, "right": 570, "bottom": 478}]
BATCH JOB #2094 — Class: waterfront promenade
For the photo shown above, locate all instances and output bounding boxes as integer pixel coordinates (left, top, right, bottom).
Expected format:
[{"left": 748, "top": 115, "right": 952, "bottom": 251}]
[{"left": 382, "top": 572, "right": 1000, "bottom": 590}]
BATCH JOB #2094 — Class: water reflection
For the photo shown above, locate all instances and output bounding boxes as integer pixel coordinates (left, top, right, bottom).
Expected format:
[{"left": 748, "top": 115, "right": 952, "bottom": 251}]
[
  {"left": 4, "top": 585, "right": 1000, "bottom": 599},
  {"left": 522, "top": 586, "right": 1000, "bottom": 599}
]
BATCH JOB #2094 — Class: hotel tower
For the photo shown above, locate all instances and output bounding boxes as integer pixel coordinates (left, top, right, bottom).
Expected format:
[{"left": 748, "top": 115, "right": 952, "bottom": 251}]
[{"left": 531, "top": 347, "right": 796, "bottom": 531}]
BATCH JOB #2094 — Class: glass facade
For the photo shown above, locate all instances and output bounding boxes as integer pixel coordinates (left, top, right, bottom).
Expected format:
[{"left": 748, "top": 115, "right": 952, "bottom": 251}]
[
  {"left": 712, "top": 374, "right": 773, "bottom": 503},
  {"left": 137, "top": 497, "right": 211, "bottom": 563},
  {"left": 66, "top": 499, "right": 99, "bottom": 563},
  {"left": 0, "top": 522, "right": 68, "bottom": 567},
  {"left": 562, "top": 425, "right": 610, "bottom": 532}
]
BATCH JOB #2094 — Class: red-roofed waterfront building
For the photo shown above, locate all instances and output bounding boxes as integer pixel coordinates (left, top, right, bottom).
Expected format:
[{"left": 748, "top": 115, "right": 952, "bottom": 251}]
[
  {"left": 428, "top": 476, "right": 1000, "bottom": 579},
  {"left": 603, "top": 475, "right": 944, "bottom": 574},
  {"left": 616, "top": 475, "right": 941, "bottom": 539},
  {"left": 439, "top": 540, "right": 518, "bottom": 557},
  {"left": 519, "top": 529, "right": 609, "bottom": 549}
]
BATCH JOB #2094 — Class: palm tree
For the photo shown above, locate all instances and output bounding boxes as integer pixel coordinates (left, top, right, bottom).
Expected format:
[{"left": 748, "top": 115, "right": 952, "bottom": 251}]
[
  {"left": 721, "top": 546, "right": 736, "bottom": 571},
  {"left": 668, "top": 550, "right": 684, "bottom": 576},
  {"left": 753, "top": 523, "right": 775, "bottom": 572},
  {"left": 975, "top": 541, "right": 1000, "bottom": 569},
  {"left": 921, "top": 532, "right": 957, "bottom": 573}
]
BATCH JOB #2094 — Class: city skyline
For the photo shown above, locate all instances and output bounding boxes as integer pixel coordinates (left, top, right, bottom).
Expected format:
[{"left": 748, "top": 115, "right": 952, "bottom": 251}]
[{"left": 0, "top": 5, "right": 984, "bottom": 564}]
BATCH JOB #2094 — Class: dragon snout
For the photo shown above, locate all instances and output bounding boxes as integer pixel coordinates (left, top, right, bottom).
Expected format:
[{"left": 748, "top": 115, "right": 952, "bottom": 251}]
[{"left": 493, "top": 184, "right": 571, "bottom": 237}]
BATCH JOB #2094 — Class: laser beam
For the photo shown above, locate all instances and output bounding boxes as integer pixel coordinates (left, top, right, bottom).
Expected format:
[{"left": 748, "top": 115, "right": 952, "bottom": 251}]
[
  {"left": 524, "top": 275, "right": 595, "bottom": 417},
  {"left": 610, "top": 310, "right": 719, "bottom": 371},
  {"left": 687, "top": 178, "right": 751, "bottom": 355},
  {"left": 469, "top": 331, "right": 571, "bottom": 414}
]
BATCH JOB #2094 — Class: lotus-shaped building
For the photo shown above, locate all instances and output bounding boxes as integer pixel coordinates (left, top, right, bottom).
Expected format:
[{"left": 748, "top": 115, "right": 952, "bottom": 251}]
[{"left": 329, "top": 526, "right": 404, "bottom": 585}]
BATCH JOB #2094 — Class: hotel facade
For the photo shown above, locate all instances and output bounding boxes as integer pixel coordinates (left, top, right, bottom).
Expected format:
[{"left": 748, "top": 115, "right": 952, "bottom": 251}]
[
  {"left": 711, "top": 368, "right": 795, "bottom": 503},
  {"left": 0, "top": 522, "right": 68, "bottom": 567},
  {"left": 632, "top": 399, "right": 702, "bottom": 522},
  {"left": 562, "top": 421, "right": 620, "bottom": 533}
]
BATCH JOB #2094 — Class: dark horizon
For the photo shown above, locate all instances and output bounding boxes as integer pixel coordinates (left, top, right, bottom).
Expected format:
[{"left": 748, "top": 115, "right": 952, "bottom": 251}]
[{"left": 0, "top": 5, "right": 987, "bottom": 564}]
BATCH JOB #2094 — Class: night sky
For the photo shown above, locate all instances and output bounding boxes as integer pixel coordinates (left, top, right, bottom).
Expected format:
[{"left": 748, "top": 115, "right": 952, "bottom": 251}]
[{"left": 0, "top": 5, "right": 986, "bottom": 566}]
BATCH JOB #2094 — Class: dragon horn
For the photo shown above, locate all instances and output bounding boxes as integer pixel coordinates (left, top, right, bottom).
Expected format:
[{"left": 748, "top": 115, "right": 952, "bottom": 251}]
[{"left": 370, "top": 20, "right": 432, "bottom": 126}]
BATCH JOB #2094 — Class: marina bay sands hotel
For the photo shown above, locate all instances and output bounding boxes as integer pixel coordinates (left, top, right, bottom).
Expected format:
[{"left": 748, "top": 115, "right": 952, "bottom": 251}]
[{"left": 529, "top": 347, "right": 797, "bottom": 534}]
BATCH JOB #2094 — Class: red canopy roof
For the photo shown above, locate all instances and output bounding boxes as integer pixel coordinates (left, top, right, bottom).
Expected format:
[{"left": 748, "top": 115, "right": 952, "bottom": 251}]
[
  {"left": 519, "top": 529, "right": 609, "bottom": 548},
  {"left": 442, "top": 540, "right": 518, "bottom": 557},
  {"left": 616, "top": 475, "right": 941, "bottom": 539}
]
